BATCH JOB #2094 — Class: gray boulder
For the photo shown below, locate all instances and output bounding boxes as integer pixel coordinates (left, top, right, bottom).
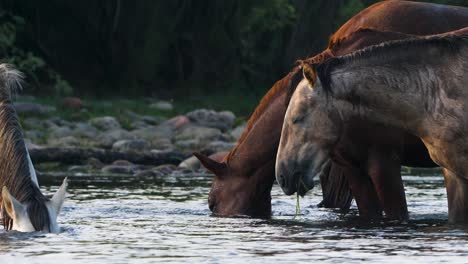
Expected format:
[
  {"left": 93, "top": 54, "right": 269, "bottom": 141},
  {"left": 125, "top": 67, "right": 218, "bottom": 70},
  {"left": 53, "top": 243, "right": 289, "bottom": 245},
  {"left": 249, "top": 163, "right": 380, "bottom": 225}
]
[
  {"left": 230, "top": 124, "right": 246, "bottom": 140},
  {"left": 150, "top": 101, "right": 174, "bottom": 111},
  {"left": 89, "top": 116, "right": 121, "bottom": 131},
  {"left": 48, "top": 136, "right": 81, "bottom": 147},
  {"left": 175, "top": 126, "right": 221, "bottom": 142},
  {"left": 14, "top": 102, "right": 56, "bottom": 115},
  {"left": 112, "top": 139, "right": 151, "bottom": 153},
  {"left": 186, "top": 109, "right": 235, "bottom": 132},
  {"left": 95, "top": 129, "right": 135, "bottom": 148}
]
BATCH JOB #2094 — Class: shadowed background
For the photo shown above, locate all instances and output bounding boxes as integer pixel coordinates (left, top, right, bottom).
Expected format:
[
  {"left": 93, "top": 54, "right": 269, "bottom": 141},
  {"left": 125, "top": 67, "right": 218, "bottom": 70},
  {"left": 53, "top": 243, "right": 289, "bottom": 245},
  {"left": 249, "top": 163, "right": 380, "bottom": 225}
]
[{"left": 0, "top": 0, "right": 466, "bottom": 114}]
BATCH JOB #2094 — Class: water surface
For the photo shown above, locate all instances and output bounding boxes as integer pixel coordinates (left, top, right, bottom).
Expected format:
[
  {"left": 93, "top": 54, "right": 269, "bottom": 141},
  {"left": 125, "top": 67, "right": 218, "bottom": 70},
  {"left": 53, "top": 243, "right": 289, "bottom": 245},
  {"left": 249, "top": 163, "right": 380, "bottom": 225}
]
[{"left": 1, "top": 172, "right": 467, "bottom": 263}]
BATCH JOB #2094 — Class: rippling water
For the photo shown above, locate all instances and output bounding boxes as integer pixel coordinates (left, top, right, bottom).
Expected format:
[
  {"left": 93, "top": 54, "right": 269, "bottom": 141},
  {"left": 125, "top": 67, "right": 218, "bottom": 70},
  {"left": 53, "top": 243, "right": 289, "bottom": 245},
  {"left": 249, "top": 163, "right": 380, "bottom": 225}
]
[{"left": 1, "top": 171, "right": 468, "bottom": 263}]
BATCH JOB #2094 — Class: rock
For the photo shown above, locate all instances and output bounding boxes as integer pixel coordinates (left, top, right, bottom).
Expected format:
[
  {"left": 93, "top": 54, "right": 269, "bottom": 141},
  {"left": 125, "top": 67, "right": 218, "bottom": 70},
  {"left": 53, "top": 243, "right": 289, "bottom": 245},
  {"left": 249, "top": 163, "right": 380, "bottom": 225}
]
[
  {"left": 112, "top": 139, "right": 151, "bottom": 152},
  {"left": 153, "top": 164, "right": 178, "bottom": 175},
  {"left": 14, "top": 102, "right": 56, "bottom": 115},
  {"left": 131, "top": 124, "right": 174, "bottom": 143},
  {"left": 150, "top": 138, "right": 175, "bottom": 150},
  {"left": 129, "top": 120, "right": 148, "bottom": 130},
  {"left": 230, "top": 124, "right": 246, "bottom": 140},
  {"left": 89, "top": 116, "right": 121, "bottom": 131},
  {"left": 141, "top": 115, "right": 165, "bottom": 125},
  {"left": 49, "top": 126, "right": 73, "bottom": 139},
  {"left": 178, "top": 156, "right": 201, "bottom": 170},
  {"left": 24, "top": 130, "right": 45, "bottom": 143},
  {"left": 68, "top": 165, "right": 89, "bottom": 172},
  {"left": 186, "top": 109, "right": 235, "bottom": 132},
  {"left": 48, "top": 136, "right": 81, "bottom": 147},
  {"left": 150, "top": 101, "right": 174, "bottom": 111},
  {"left": 112, "top": 160, "right": 133, "bottom": 166},
  {"left": 175, "top": 139, "right": 200, "bottom": 150},
  {"left": 179, "top": 151, "right": 228, "bottom": 171},
  {"left": 175, "top": 126, "right": 221, "bottom": 142},
  {"left": 24, "top": 138, "right": 42, "bottom": 150},
  {"left": 205, "top": 141, "right": 236, "bottom": 153},
  {"left": 62, "top": 97, "right": 84, "bottom": 109},
  {"left": 134, "top": 169, "right": 164, "bottom": 177},
  {"left": 72, "top": 122, "right": 100, "bottom": 139},
  {"left": 86, "top": 157, "right": 104, "bottom": 169},
  {"left": 22, "top": 117, "right": 45, "bottom": 130},
  {"left": 95, "top": 129, "right": 135, "bottom": 148},
  {"left": 163, "top": 115, "right": 190, "bottom": 130},
  {"left": 101, "top": 165, "right": 135, "bottom": 174}
]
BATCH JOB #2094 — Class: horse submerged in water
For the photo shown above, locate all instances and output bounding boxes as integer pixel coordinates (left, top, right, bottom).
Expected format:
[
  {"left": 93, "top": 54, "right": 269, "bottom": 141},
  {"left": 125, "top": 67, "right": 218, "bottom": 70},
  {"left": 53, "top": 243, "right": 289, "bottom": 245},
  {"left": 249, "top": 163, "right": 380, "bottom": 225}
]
[
  {"left": 277, "top": 28, "right": 468, "bottom": 223},
  {"left": 0, "top": 64, "right": 67, "bottom": 232},
  {"left": 196, "top": 0, "right": 468, "bottom": 219},
  {"left": 195, "top": 0, "right": 468, "bottom": 219}
]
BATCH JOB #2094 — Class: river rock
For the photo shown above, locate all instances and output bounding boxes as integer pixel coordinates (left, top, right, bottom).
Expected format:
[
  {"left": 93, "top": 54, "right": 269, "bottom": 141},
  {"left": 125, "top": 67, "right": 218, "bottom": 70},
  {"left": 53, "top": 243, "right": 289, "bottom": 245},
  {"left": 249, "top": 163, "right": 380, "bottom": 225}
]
[
  {"left": 14, "top": 102, "right": 56, "bottom": 115},
  {"left": 22, "top": 117, "right": 45, "bottom": 130},
  {"left": 153, "top": 164, "right": 178, "bottom": 175},
  {"left": 186, "top": 109, "right": 235, "bottom": 132},
  {"left": 95, "top": 129, "right": 135, "bottom": 148},
  {"left": 112, "top": 160, "right": 133, "bottom": 166},
  {"left": 205, "top": 141, "right": 236, "bottom": 153},
  {"left": 141, "top": 115, "right": 165, "bottom": 125},
  {"left": 72, "top": 122, "right": 100, "bottom": 139},
  {"left": 131, "top": 124, "right": 174, "bottom": 143},
  {"left": 230, "top": 124, "right": 246, "bottom": 140},
  {"left": 175, "top": 126, "right": 221, "bottom": 142},
  {"left": 48, "top": 136, "right": 81, "bottom": 147},
  {"left": 101, "top": 165, "right": 135, "bottom": 174},
  {"left": 49, "top": 126, "right": 73, "bottom": 139},
  {"left": 179, "top": 151, "right": 228, "bottom": 171},
  {"left": 112, "top": 139, "right": 151, "bottom": 153},
  {"left": 86, "top": 157, "right": 104, "bottom": 169},
  {"left": 161, "top": 115, "right": 190, "bottom": 130},
  {"left": 89, "top": 116, "right": 121, "bottom": 131},
  {"left": 24, "top": 130, "right": 45, "bottom": 143},
  {"left": 150, "top": 101, "right": 174, "bottom": 111},
  {"left": 134, "top": 169, "right": 164, "bottom": 177}
]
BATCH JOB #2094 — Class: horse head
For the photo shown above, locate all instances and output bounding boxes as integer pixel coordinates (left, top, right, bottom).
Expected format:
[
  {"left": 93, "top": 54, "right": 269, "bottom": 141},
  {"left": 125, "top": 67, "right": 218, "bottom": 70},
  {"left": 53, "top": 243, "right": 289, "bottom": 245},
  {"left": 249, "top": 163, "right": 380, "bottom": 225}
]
[
  {"left": 276, "top": 63, "right": 340, "bottom": 196},
  {"left": 194, "top": 152, "right": 272, "bottom": 218},
  {"left": 1, "top": 178, "right": 68, "bottom": 233}
]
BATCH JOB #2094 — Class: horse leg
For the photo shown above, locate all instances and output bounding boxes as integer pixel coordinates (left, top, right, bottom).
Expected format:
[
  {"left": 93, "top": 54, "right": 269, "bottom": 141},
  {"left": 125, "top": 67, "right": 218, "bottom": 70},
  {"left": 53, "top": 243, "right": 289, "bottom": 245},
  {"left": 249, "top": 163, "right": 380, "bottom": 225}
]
[
  {"left": 367, "top": 146, "right": 408, "bottom": 220},
  {"left": 344, "top": 165, "right": 383, "bottom": 219},
  {"left": 443, "top": 168, "right": 468, "bottom": 223}
]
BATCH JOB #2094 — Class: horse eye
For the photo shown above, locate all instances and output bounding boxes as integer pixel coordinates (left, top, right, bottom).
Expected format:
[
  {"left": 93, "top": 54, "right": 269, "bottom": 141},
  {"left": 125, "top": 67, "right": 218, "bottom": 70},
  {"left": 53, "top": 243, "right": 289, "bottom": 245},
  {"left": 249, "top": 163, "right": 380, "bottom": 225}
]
[{"left": 292, "top": 115, "right": 304, "bottom": 124}]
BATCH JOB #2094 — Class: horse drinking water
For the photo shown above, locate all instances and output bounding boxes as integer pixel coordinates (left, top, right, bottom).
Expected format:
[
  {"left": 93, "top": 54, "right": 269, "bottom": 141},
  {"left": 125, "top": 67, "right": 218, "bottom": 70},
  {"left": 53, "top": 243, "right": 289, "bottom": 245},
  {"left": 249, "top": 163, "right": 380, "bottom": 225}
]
[
  {"left": 196, "top": 0, "right": 468, "bottom": 219},
  {"left": 0, "top": 64, "right": 67, "bottom": 232},
  {"left": 277, "top": 28, "right": 468, "bottom": 223}
]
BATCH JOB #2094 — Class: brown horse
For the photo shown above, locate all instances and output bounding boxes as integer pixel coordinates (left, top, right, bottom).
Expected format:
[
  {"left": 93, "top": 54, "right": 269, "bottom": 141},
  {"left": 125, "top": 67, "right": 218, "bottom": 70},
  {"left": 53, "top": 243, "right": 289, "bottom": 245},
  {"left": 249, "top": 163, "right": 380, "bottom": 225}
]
[
  {"left": 278, "top": 27, "right": 468, "bottom": 223},
  {"left": 195, "top": 0, "right": 468, "bottom": 219}
]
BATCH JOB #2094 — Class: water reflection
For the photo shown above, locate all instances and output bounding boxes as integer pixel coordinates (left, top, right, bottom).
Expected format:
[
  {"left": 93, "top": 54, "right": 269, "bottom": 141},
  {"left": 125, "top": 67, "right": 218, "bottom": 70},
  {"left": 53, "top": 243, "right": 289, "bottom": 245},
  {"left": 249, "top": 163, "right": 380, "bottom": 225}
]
[{"left": 1, "top": 172, "right": 467, "bottom": 263}]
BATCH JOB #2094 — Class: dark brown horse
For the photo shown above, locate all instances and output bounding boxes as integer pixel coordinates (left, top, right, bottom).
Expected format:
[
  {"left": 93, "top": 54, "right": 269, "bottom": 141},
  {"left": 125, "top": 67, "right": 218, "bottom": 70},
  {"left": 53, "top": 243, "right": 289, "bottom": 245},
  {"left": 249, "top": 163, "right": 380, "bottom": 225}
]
[{"left": 195, "top": 0, "right": 468, "bottom": 219}]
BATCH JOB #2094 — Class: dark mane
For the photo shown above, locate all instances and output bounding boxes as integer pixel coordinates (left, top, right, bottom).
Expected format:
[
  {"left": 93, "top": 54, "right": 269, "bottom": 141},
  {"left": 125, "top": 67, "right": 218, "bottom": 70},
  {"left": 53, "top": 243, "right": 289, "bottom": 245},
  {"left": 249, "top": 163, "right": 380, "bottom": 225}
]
[
  {"left": 0, "top": 65, "right": 51, "bottom": 231},
  {"left": 315, "top": 33, "right": 468, "bottom": 95},
  {"left": 224, "top": 49, "right": 334, "bottom": 163}
]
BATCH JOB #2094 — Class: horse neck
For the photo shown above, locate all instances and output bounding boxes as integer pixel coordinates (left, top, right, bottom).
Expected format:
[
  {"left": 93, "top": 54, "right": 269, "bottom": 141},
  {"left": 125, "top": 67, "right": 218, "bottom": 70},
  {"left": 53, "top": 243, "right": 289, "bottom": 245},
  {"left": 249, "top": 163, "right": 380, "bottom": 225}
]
[
  {"left": 325, "top": 46, "right": 467, "bottom": 137},
  {"left": 227, "top": 92, "right": 288, "bottom": 177}
]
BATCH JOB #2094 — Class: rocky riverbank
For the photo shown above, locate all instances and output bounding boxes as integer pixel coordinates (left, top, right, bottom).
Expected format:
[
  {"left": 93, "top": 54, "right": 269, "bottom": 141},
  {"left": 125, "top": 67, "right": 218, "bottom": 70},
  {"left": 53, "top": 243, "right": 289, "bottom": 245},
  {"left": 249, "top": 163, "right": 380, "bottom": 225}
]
[{"left": 16, "top": 97, "right": 245, "bottom": 177}]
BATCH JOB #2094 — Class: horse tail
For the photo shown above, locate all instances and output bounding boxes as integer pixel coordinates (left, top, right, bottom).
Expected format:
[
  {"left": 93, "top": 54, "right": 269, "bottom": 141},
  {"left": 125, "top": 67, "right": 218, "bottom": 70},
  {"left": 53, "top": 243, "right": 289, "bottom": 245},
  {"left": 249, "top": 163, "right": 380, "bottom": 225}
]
[{"left": 0, "top": 64, "right": 23, "bottom": 102}]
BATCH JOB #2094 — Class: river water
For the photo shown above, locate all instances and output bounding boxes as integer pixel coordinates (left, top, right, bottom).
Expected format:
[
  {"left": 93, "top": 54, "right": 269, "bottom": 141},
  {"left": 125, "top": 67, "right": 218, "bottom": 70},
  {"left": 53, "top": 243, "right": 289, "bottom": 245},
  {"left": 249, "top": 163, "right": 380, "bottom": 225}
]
[{"left": 1, "top": 171, "right": 467, "bottom": 263}]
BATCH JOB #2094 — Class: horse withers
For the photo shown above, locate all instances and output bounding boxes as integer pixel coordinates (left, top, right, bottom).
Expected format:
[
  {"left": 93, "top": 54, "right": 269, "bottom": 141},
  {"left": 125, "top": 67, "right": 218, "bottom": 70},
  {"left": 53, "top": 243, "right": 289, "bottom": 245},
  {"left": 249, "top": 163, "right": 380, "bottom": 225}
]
[
  {"left": 196, "top": 0, "right": 468, "bottom": 219},
  {"left": 277, "top": 28, "right": 468, "bottom": 223},
  {"left": 0, "top": 64, "right": 67, "bottom": 232}
]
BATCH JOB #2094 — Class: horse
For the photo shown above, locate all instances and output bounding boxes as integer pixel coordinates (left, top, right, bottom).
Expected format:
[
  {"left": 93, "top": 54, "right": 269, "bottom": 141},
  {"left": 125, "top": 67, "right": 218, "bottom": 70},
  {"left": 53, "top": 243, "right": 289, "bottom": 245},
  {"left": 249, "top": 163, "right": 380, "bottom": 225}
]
[
  {"left": 0, "top": 64, "right": 67, "bottom": 232},
  {"left": 276, "top": 27, "right": 468, "bottom": 223},
  {"left": 195, "top": 0, "right": 468, "bottom": 219}
]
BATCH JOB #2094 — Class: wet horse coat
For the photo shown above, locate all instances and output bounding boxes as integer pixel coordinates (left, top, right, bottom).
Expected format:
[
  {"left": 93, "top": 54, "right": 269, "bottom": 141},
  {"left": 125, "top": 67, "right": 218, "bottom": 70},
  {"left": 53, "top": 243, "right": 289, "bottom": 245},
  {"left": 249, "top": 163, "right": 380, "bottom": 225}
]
[{"left": 196, "top": 0, "right": 468, "bottom": 218}]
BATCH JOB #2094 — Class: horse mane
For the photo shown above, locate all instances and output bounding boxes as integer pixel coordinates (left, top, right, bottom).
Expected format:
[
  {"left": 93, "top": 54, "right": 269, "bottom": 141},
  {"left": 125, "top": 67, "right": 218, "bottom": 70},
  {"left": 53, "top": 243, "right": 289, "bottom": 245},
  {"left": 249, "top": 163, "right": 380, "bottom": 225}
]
[
  {"left": 0, "top": 64, "right": 51, "bottom": 231},
  {"left": 315, "top": 32, "right": 468, "bottom": 95},
  {"left": 224, "top": 49, "right": 335, "bottom": 164}
]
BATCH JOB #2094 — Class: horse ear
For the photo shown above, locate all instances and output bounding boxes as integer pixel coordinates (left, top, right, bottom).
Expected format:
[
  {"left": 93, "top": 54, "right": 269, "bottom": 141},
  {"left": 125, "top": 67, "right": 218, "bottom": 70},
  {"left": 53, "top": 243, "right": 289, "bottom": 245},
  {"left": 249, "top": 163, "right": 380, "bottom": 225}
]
[
  {"left": 50, "top": 177, "right": 68, "bottom": 215},
  {"left": 2, "top": 186, "right": 26, "bottom": 220},
  {"left": 302, "top": 62, "right": 317, "bottom": 87},
  {"left": 193, "top": 152, "right": 227, "bottom": 176}
]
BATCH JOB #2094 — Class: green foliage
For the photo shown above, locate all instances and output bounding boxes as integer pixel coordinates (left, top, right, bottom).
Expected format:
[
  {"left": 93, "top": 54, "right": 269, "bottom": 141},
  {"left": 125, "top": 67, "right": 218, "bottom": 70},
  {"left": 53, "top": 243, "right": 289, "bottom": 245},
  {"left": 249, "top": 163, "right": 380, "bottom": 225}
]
[{"left": 0, "top": 11, "right": 72, "bottom": 96}]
